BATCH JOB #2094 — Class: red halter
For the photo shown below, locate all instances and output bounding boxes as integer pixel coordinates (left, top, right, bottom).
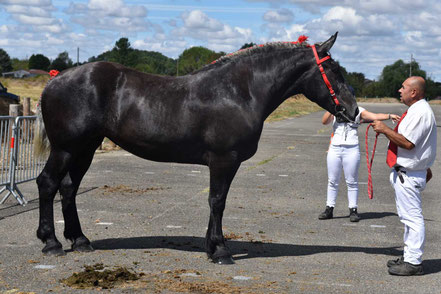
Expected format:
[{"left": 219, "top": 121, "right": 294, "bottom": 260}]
[{"left": 309, "top": 44, "right": 340, "bottom": 107}]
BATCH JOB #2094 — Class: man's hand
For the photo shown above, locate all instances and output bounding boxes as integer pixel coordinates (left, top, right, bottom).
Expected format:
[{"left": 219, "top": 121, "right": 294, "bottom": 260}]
[{"left": 371, "top": 120, "right": 389, "bottom": 134}]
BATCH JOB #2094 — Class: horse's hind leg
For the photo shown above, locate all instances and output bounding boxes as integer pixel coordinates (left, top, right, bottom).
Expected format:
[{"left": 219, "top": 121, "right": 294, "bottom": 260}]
[
  {"left": 36, "top": 149, "right": 73, "bottom": 256},
  {"left": 205, "top": 152, "right": 240, "bottom": 264},
  {"left": 59, "top": 140, "right": 102, "bottom": 252}
]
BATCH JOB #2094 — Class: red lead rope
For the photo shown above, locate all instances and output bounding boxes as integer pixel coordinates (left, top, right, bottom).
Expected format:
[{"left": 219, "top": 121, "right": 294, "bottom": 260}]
[{"left": 365, "top": 124, "right": 379, "bottom": 199}]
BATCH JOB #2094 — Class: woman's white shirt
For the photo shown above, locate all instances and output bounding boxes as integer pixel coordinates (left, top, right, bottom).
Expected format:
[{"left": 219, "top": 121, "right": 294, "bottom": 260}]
[{"left": 330, "top": 107, "right": 365, "bottom": 146}]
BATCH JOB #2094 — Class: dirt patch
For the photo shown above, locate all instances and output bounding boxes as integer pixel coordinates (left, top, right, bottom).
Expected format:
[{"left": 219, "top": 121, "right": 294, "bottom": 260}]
[
  {"left": 154, "top": 278, "right": 249, "bottom": 293},
  {"left": 62, "top": 264, "right": 282, "bottom": 293},
  {"left": 60, "top": 263, "right": 140, "bottom": 289},
  {"left": 224, "top": 232, "right": 243, "bottom": 240},
  {"left": 148, "top": 269, "right": 277, "bottom": 294},
  {"left": 100, "top": 184, "right": 170, "bottom": 195}
]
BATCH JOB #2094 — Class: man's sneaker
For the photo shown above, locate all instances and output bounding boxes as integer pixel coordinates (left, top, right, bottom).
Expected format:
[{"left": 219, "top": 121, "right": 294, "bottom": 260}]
[
  {"left": 318, "top": 206, "right": 333, "bottom": 220},
  {"left": 388, "top": 262, "right": 424, "bottom": 276},
  {"left": 349, "top": 208, "right": 360, "bottom": 222},
  {"left": 387, "top": 256, "right": 404, "bottom": 267}
]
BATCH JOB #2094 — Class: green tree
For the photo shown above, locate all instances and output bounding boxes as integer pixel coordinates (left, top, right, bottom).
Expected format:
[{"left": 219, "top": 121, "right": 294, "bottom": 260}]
[
  {"left": 50, "top": 51, "right": 73, "bottom": 71},
  {"left": 425, "top": 79, "right": 441, "bottom": 100},
  {"left": 133, "top": 50, "right": 176, "bottom": 75},
  {"left": 0, "top": 48, "right": 13, "bottom": 73},
  {"left": 345, "top": 72, "right": 365, "bottom": 97},
  {"left": 361, "top": 81, "right": 382, "bottom": 98},
  {"left": 29, "top": 54, "right": 50, "bottom": 71},
  {"left": 177, "top": 46, "right": 224, "bottom": 75},
  {"left": 89, "top": 48, "right": 176, "bottom": 76},
  {"left": 110, "top": 37, "right": 137, "bottom": 67},
  {"left": 11, "top": 58, "right": 28, "bottom": 71},
  {"left": 379, "top": 59, "right": 426, "bottom": 98}
]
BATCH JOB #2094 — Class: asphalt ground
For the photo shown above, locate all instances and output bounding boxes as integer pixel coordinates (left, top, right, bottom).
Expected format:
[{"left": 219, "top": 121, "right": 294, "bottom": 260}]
[{"left": 1, "top": 102, "right": 441, "bottom": 293}]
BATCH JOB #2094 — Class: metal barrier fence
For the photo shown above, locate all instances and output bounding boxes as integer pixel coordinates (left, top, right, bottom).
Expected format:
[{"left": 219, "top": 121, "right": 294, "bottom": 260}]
[{"left": 0, "top": 116, "right": 46, "bottom": 206}]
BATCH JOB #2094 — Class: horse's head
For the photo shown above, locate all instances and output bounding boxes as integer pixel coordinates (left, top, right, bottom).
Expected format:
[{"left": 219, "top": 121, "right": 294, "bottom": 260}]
[{"left": 299, "top": 32, "right": 359, "bottom": 122}]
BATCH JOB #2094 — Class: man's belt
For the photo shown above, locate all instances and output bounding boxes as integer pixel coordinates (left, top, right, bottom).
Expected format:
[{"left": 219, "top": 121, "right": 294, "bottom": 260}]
[{"left": 393, "top": 165, "right": 406, "bottom": 184}]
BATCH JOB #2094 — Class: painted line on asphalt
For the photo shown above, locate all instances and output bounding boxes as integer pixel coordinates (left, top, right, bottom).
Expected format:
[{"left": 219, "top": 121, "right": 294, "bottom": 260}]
[{"left": 289, "top": 279, "right": 351, "bottom": 287}]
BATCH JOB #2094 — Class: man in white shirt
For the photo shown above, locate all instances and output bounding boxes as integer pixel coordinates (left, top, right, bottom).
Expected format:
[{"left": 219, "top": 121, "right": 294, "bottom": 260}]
[{"left": 372, "top": 76, "right": 437, "bottom": 276}]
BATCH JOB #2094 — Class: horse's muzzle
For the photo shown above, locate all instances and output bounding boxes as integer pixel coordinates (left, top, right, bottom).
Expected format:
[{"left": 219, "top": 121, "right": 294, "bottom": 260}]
[{"left": 335, "top": 105, "right": 358, "bottom": 123}]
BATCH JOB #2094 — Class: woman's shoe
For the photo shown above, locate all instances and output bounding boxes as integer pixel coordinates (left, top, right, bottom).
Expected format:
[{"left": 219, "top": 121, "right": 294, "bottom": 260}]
[
  {"left": 349, "top": 207, "right": 360, "bottom": 222},
  {"left": 318, "top": 206, "right": 333, "bottom": 220}
]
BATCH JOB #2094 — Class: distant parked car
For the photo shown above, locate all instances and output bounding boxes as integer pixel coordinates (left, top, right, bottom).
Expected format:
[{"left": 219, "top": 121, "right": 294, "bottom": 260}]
[{"left": 0, "top": 82, "right": 19, "bottom": 102}]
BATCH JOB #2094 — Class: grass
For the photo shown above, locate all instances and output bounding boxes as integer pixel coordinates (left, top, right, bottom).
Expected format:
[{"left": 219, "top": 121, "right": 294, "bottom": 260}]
[
  {"left": 0, "top": 76, "right": 49, "bottom": 111},
  {"left": 265, "top": 94, "right": 322, "bottom": 122}
]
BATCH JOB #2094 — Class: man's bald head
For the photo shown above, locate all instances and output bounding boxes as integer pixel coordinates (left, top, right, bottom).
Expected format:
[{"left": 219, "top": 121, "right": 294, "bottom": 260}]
[{"left": 407, "top": 76, "right": 426, "bottom": 99}]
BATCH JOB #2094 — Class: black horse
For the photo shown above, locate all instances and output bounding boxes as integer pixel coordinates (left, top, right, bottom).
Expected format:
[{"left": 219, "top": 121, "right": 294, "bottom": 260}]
[{"left": 34, "top": 33, "right": 358, "bottom": 264}]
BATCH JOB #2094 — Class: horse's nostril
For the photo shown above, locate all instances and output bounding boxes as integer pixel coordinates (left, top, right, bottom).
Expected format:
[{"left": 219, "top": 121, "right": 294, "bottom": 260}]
[{"left": 336, "top": 105, "right": 346, "bottom": 113}]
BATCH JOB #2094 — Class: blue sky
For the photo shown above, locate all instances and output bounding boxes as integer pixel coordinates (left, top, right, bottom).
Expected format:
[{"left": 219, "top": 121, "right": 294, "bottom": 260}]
[{"left": 0, "top": 0, "right": 440, "bottom": 82}]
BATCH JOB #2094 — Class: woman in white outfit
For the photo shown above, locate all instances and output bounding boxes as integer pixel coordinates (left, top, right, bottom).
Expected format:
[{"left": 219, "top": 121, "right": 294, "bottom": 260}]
[{"left": 319, "top": 108, "right": 400, "bottom": 222}]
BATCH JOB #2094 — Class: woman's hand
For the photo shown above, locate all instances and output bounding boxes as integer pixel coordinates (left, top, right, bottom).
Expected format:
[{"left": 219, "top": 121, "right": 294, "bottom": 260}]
[{"left": 390, "top": 114, "right": 400, "bottom": 123}]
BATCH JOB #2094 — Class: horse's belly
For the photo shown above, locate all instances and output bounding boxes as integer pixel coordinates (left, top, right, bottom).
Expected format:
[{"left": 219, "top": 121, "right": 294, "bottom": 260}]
[{"left": 113, "top": 139, "right": 207, "bottom": 165}]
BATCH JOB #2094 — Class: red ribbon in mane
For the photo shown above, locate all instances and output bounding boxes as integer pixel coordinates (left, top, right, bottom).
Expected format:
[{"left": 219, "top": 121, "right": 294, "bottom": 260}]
[{"left": 49, "top": 70, "right": 60, "bottom": 79}]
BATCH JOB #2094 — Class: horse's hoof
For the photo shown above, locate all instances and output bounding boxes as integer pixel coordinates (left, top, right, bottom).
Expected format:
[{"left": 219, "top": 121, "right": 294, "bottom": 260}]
[
  {"left": 73, "top": 243, "right": 94, "bottom": 252},
  {"left": 213, "top": 256, "right": 235, "bottom": 265},
  {"left": 72, "top": 236, "right": 94, "bottom": 252},
  {"left": 42, "top": 246, "right": 66, "bottom": 256}
]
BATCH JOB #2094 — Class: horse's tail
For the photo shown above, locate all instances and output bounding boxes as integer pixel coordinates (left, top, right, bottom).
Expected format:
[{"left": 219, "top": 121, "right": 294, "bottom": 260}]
[{"left": 33, "top": 102, "right": 50, "bottom": 158}]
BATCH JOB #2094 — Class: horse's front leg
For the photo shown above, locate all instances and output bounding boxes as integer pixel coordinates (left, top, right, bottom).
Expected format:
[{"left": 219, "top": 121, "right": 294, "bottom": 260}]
[{"left": 206, "top": 152, "right": 240, "bottom": 264}]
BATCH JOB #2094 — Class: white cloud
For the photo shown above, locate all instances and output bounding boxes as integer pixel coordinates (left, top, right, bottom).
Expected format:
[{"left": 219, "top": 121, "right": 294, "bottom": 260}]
[
  {"left": 182, "top": 10, "right": 222, "bottom": 30},
  {"left": 0, "top": 0, "right": 52, "bottom": 5},
  {"left": 172, "top": 10, "right": 252, "bottom": 51},
  {"left": 66, "top": 0, "right": 149, "bottom": 32},
  {"left": 133, "top": 38, "right": 187, "bottom": 57},
  {"left": 323, "top": 6, "right": 362, "bottom": 27},
  {"left": 359, "top": 0, "right": 426, "bottom": 13},
  {"left": 263, "top": 8, "right": 293, "bottom": 23},
  {"left": 87, "top": 0, "right": 147, "bottom": 17},
  {"left": 0, "top": 25, "right": 9, "bottom": 33},
  {"left": 13, "top": 14, "right": 54, "bottom": 26},
  {"left": 4, "top": 5, "right": 52, "bottom": 17}
]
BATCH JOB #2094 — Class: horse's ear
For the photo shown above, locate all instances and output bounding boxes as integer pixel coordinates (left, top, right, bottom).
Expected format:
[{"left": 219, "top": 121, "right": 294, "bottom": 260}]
[{"left": 318, "top": 32, "right": 338, "bottom": 53}]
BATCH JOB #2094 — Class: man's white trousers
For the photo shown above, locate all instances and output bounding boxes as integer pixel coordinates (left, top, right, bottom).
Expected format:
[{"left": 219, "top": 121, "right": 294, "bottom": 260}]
[{"left": 390, "top": 169, "right": 427, "bottom": 265}]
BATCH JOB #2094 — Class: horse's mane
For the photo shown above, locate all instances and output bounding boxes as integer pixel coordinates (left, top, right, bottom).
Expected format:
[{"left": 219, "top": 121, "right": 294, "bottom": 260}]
[{"left": 194, "top": 35, "right": 309, "bottom": 74}]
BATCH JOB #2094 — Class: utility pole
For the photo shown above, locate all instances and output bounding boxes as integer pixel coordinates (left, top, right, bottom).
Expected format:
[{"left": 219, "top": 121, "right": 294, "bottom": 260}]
[
  {"left": 176, "top": 59, "right": 179, "bottom": 76},
  {"left": 77, "top": 47, "right": 79, "bottom": 66},
  {"left": 409, "top": 53, "right": 413, "bottom": 77}
]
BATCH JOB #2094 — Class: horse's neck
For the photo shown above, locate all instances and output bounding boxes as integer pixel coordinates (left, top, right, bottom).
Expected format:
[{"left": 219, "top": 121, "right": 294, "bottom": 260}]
[{"left": 247, "top": 50, "right": 308, "bottom": 120}]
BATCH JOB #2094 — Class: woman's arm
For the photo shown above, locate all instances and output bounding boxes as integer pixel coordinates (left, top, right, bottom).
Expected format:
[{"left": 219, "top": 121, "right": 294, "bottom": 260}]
[
  {"left": 322, "top": 111, "right": 334, "bottom": 125},
  {"left": 360, "top": 110, "right": 400, "bottom": 123}
]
